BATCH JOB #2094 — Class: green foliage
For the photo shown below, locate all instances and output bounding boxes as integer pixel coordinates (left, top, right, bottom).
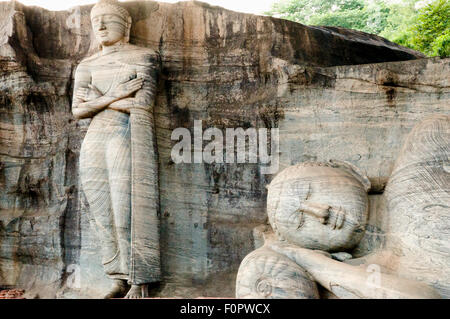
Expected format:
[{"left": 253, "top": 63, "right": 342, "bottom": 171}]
[
  {"left": 265, "top": 0, "right": 450, "bottom": 57},
  {"left": 378, "top": 0, "right": 418, "bottom": 45},
  {"left": 266, "top": 0, "right": 367, "bottom": 30},
  {"left": 265, "top": 0, "right": 392, "bottom": 33},
  {"left": 430, "top": 30, "right": 450, "bottom": 56},
  {"left": 409, "top": 0, "right": 450, "bottom": 56}
]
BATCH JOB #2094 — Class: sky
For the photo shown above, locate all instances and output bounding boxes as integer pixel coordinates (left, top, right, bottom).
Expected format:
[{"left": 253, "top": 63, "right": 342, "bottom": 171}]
[{"left": 1, "top": 0, "right": 276, "bottom": 15}]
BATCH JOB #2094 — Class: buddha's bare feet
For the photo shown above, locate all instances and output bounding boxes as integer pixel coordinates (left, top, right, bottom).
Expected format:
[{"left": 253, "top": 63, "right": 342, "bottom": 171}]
[
  {"left": 124, "top": 284, "right": 148, "bottom": 299},
  {"left": 104, "top": 279, "right": 129, "bottom": 299}
]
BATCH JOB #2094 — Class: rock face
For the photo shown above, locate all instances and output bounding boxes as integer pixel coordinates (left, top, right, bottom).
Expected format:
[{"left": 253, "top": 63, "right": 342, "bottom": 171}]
[{"left": 0, "top": 0, "right": 448, "bottom": 298}]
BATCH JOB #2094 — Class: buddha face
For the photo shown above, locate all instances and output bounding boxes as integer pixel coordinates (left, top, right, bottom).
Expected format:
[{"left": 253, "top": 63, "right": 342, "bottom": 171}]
[
  {"left": 267, "top": 164, "right": 369, "bottom": 252},
  {"left": 91, "top": 13, "right": 128, "bottom": 47}
]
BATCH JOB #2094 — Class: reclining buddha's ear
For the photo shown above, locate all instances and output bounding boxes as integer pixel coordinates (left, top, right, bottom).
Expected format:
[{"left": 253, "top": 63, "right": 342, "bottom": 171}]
[{"left": 328, "top": 159, "right": 371, "bottom": 193}]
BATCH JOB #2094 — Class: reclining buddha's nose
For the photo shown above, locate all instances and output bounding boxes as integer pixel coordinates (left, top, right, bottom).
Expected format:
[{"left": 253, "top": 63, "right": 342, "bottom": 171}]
[{"left": 96, "top": 16, "right": 106, "bottom": 31}]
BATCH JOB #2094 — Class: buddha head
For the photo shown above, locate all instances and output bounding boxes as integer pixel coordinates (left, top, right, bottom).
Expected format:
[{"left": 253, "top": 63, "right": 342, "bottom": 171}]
[
  {"left": 90, "top": 0, "right": 132, "bottom": 48},
  {"left": 267, "top": 160, "right": 370, "bottom": 252}
]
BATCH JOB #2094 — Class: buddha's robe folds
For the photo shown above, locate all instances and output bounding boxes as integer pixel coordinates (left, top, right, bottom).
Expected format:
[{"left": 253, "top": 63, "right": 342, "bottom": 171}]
[
  {"left": 385, "top": 114, "right": 450, "bottom": 297},
  {"left": 73, "top": 44, "right": 161, "bottom": 284}
]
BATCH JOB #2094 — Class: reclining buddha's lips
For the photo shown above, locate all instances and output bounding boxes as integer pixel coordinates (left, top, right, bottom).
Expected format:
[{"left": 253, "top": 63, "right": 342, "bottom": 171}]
[{"left": 98, "top": 31, "right": 109, "bottom": 37}]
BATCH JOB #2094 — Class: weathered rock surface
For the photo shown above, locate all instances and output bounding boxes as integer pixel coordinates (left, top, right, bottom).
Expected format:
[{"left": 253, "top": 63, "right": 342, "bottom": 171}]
[{"left": 0, "top": 0, "right": 448, "bottom": 298}]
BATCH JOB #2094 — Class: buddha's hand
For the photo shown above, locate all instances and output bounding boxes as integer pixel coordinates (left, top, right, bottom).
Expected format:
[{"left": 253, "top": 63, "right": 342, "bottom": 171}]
[
  {"left": 108, "top": 77, "right": 144, "bottom": 100},
  {"left": 297, "top": 201, "right": 345, "bottom": 230},
  {"left": 75, "top": 84, "right": 103, "bottom": 102}
]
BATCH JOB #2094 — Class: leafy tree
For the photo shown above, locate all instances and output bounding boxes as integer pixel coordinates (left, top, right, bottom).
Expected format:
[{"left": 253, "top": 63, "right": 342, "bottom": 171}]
[
  {"left": 378, "top": 0, "right": 419, "bottom": 48},
  {"left": 265, "top": 0, "right": 390, "bottom": 34},
  {"left": 266, "top": 0, "right": 364, "bottom": 25},
  {"left": 430, "top": 30, "right": 450, "bottom": 56},
  {"left": 265, "top": 0, "right": 450, "bottom": 57},
  {"left": 409, "top": 0, "right": 450, "bottom": 56}
]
